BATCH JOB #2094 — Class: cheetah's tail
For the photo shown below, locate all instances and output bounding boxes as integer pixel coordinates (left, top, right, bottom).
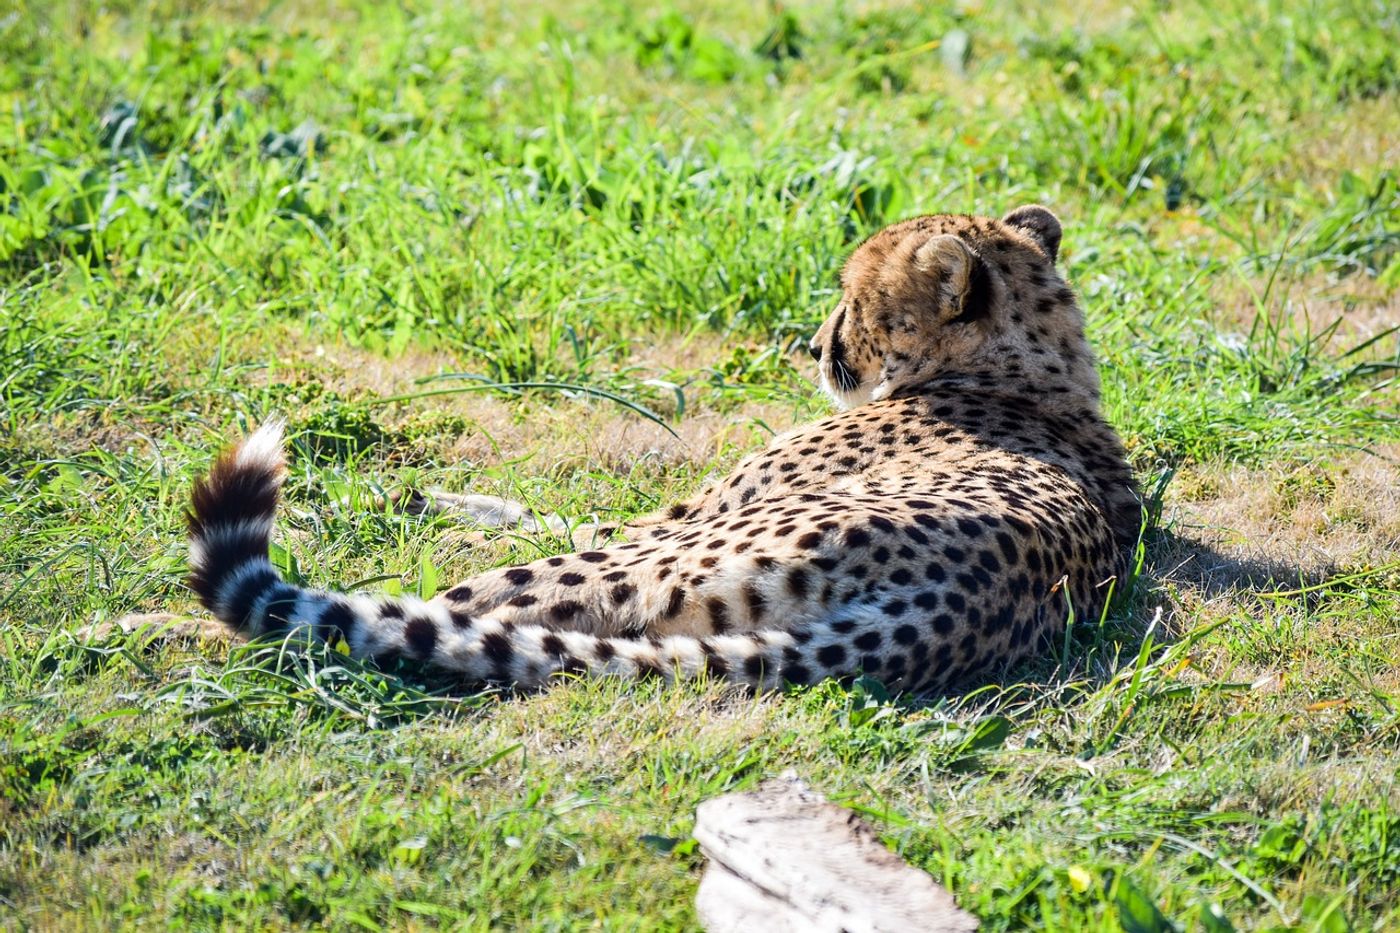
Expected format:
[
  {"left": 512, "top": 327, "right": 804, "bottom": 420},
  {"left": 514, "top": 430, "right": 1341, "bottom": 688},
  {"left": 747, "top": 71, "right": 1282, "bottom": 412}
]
[{"left": 187, "top": 423, "right": 792, "bottom": 688}]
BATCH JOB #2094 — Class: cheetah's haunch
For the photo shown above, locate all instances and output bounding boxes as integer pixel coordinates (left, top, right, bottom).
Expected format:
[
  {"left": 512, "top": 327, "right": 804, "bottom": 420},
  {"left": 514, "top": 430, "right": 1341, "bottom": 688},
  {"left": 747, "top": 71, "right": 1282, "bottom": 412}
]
[{"left": 188, "top": 206, "right": 1141, "bottom": 692}]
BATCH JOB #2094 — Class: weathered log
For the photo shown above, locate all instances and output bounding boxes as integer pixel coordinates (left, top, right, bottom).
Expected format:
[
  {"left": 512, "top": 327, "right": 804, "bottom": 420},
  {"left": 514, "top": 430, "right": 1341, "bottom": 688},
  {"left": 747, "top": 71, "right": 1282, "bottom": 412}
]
[{"left": 694, "top": 775, "right": 977, "bottom": 932}]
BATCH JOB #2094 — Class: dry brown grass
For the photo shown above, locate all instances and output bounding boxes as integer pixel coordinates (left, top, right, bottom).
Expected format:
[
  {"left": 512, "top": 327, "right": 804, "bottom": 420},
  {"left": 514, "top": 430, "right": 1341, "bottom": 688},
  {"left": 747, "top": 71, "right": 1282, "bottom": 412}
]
[
  {"left": 291, "top": 333, "right": 807, "bottom": 473},
  {"left": 1146, "top": 449, "right": 1400, "bottom": 694},
  {"left": 1206, "top": 270, "right": 1400, "bottom": 346},
  {"left": 1165, "top": 448, "right": 1400, "bottom": 573},
  {"left": 1287, "top": 97, "right": 1400, "bottom": 182}
]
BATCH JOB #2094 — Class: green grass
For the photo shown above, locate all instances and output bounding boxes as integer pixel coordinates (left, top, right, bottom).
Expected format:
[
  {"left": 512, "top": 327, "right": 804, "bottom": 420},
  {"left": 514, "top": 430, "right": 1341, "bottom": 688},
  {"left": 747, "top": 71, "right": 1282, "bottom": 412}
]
[{"left": 3, "top": 0, "right": 1400, "bottom": 928}]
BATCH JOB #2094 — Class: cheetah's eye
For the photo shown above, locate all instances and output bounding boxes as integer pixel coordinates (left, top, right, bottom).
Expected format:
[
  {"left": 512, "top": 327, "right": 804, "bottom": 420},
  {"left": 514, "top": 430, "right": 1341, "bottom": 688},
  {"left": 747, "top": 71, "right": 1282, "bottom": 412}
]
[{"left": 808, "top": 341, "right": 823, "bottom": 361}]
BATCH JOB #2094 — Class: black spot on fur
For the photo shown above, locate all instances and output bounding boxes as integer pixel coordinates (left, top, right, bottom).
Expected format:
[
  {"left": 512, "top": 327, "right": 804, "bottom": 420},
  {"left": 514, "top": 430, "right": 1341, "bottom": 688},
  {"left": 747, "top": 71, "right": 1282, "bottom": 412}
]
[
  {"left": 505, "top": 568, "right": 534, "bottom": 586},
  {"left": 262, "top": 584, "right": 302, "bottom": 629},
  {"left": 318, "top": 600, "right": 357, "bottom": 643},
  {"left": 988, "top": 604, "right": 1015, "bottom": 634},
  {"left": 996, "top": 532, "right": 1019, "bottom": 563},
  {"left": 550, "top": 601, "right": 584, "bottom": 622},
  {"left": 404, "top": 617, "right": 438, "bottom": 657},
  {"left": 481, "top": 630, "right": 514, "bottom": 669},
  {"left": 633, "top": 656, "right": 665, "bottom": 679},
  {"left": 706, "top": 597, "right": 730, "bottom": 633},
  {"left": 223, "top": 566, "right": 279, "bottom": 629},
  {"left": 854, "top": 630, "right": 882, "bottom": 651},
  {"left": 701, "top": 642, "right": 729, "bottom": 676},
  {"left": 744, "top": 584, "right": 766, "bottom": 620},
  {"left": 787, "top": 568, "right": 810, "bottom": 599},
  {"left": 956, "top": 518, "right": 983, "bottom": 537},
  {"left": 557, "top": 654, "right": 588, "bottom": 677},
  {"left": 784, "top": 663, "right": 814, "bottom": 685},
  {"left": 744, "top": 654, "right": 765, "bottom": 680}
]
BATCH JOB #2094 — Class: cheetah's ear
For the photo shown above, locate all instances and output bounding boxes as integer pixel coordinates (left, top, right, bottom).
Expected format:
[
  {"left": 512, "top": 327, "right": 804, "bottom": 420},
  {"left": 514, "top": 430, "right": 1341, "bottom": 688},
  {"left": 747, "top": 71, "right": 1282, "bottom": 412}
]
[
  {"left": 913, "top": 234, "right": 993, "bottom": 326},
  {"left": 1002, "top": 204, "right": 1062, "bottom": 263}
]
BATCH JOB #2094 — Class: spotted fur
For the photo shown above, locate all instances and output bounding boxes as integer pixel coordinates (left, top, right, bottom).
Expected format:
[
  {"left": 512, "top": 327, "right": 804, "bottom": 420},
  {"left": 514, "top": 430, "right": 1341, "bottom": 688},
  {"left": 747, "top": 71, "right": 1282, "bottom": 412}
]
[{"left": 188, "top": 206, "right": 1141, "bottom": 692}]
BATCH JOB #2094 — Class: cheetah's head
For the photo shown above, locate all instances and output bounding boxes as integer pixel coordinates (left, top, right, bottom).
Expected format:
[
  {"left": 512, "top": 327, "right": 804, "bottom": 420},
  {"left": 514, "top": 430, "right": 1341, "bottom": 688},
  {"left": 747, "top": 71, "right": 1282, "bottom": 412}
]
[{"left": 809, "top": 205, "right": 1098, "bottom": 409}]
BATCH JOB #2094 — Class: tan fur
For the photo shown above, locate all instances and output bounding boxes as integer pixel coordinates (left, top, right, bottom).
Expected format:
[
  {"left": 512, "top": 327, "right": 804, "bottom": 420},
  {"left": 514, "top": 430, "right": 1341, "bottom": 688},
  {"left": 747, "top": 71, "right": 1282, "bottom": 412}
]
[{"left": 188, "top": 206, "right": 1141, "bottom": 693}]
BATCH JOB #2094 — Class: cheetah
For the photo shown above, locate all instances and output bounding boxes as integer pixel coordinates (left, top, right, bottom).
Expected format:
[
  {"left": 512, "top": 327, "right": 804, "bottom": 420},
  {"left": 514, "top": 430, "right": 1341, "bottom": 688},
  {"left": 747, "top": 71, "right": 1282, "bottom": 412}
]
[{"left": 188, "top": 205, "right": 1141, "bottom": 692}]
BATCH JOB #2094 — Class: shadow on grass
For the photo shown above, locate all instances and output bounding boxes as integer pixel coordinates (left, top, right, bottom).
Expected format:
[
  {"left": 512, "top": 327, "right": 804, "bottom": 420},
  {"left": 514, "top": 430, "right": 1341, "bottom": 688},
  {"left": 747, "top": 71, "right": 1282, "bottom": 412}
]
[
  {"left": 131, "top": 521, "right": 1372, "bottom": 735},
  {"left": 919, "top": 523, "right": 1380, "bottom": 725},
  {"left": 1142, "top": 527, "right": 1337, "bottom": 600}
]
